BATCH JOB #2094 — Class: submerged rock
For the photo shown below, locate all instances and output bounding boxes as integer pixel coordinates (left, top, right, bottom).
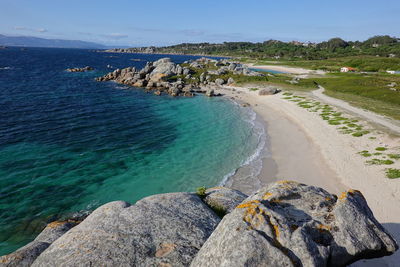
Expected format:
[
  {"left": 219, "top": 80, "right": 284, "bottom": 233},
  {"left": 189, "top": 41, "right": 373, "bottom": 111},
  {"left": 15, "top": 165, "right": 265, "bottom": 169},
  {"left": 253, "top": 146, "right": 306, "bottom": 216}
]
[
  {"left": 191, "top": 181, "right": 398, "bottom": 267},
  {"left": 31, "top": 193, "right": 220, "bottom": 267}
]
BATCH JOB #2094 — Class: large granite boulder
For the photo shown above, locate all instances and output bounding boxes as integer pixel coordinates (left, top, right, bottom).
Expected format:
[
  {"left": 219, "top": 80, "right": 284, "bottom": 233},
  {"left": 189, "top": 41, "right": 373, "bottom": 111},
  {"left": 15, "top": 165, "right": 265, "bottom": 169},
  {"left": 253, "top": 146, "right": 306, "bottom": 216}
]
[
  {"left": 191, "top": 181, "right": 398, "bottom": 267},
  {"left": 151, "top": 58, "right": 177, "bottom": 77},
  {"left": 0, "top": 220, "right": 79, "bottom": 267},
  {"left": 259, "top": 87, "right": 279, "bottom": 95},
  {"left": 32, "top": 193, "right": 220, "bottom": 267}
]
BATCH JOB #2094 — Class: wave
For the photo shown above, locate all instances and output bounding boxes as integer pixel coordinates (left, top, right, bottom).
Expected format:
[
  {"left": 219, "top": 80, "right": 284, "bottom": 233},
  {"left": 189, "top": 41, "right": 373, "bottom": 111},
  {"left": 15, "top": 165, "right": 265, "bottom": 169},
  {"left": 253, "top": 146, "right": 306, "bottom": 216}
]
[
  {"left": 0, "top": 66, "right": 12, "bottom": 70},
  {"left": 219, "top": 100, "right": 267, "bottom": 190}
]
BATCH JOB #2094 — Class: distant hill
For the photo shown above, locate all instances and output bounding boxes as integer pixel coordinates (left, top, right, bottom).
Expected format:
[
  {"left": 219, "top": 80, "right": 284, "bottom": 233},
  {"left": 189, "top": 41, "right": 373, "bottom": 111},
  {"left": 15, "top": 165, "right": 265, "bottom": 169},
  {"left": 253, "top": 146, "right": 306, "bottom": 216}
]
[
  {"left": 0, "top": 34, "right": 106, "bottom": 49},
  {"left": 105, "top": 35, "right": 400, "bottom": 60}
]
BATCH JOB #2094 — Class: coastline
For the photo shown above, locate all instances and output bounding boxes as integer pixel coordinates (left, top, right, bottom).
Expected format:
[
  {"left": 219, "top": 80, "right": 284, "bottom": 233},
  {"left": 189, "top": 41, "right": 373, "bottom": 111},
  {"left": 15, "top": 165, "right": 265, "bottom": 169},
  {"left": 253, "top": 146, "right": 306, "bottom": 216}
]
[{"left": 218, "top": 84, "right": 400, "bottom": 266}]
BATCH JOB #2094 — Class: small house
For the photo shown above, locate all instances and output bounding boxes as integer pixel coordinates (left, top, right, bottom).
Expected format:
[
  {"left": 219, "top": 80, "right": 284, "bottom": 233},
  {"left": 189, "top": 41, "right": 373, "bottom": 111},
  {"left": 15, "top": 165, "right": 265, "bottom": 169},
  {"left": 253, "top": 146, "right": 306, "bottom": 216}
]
[{"left": 340, "top": 67, "right": 356, "bottom": 73}]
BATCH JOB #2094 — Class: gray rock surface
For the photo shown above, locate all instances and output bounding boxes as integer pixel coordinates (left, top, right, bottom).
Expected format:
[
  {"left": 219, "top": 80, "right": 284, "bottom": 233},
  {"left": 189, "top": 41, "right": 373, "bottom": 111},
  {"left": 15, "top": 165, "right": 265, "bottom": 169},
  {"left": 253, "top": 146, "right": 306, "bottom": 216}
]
[
  {"left": 259, "top": 87, "right": 279, "bottom": 95},
  {"left": 191, "top": 181, "right": 398, "bottom": 267},
  {"left": 215, "top": 78, "right": 225, "bottom": 86},
  {"left": 0, "top": 221, "right": 79, "bottom": 267},
  {"left": 32, "top": 193, "right": 221, "bottom": 267},
  {"left": 205, "top": 88, "right": 214, "bottom": 97},
  {"left": 204, "top": 187, "right": 248, "bottom": 214}
]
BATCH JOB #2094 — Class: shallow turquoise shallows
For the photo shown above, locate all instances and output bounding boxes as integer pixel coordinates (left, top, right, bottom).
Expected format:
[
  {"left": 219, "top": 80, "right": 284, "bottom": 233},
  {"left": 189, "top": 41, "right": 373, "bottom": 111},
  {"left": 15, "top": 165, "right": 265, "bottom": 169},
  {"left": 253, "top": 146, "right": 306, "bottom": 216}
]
[{"left": 0, "top": 48, "right": 263, "bottom": 255}]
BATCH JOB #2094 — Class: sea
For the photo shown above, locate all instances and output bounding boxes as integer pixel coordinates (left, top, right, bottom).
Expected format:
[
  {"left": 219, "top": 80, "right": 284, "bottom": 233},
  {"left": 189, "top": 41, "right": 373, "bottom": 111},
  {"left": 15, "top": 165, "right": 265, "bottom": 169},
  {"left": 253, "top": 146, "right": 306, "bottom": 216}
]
[{"left": 0, "top": 47, "right": 265, "bottom": 255}]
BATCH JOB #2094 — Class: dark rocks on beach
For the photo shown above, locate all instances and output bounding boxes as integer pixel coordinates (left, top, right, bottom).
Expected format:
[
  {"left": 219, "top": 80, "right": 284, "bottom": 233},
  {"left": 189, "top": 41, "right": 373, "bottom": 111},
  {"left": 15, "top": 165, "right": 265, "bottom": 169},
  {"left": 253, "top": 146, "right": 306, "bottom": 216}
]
[
  {"left": 1, "top": 181, "right": 397, "bottom": 266},
  {"left": 66, "top": 66, "right": 93, "bottom": 72}
]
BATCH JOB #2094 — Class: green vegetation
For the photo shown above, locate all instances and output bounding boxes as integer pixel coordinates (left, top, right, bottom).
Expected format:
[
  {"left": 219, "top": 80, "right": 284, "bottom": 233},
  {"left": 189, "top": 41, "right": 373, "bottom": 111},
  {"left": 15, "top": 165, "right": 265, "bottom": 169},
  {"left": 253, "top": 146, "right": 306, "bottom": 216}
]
[
  {"left": 386, "top": 168, "right": 400, "bottom": 179},
  {"left": 249, "top": 88, "right": 259, "bottom": 91},
  {"left": 366, "top": 159, "right": 394, "bottom": 165},
  {"left": 375, "top": 147, "right": 387, "bottom": 151},
  {"left": 358, "top": 150, "right": 372, "bottom": 157},
  {"left": 119, "top": 35, "right": 400, "bottom": 62},
  {"left": 388, "top": 154, "right": 400, "bottom": 159},
  {"left": 196, "top": 186, "right": 207, "bottom": 198}
]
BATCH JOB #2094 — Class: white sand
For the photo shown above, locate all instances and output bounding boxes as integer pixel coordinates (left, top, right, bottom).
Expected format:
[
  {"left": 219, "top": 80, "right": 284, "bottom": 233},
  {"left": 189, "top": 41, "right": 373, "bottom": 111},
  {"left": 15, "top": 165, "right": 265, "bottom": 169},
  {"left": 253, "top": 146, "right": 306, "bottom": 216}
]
[{"left": 219, "top": 85, "right": 400, "bottom": 266}]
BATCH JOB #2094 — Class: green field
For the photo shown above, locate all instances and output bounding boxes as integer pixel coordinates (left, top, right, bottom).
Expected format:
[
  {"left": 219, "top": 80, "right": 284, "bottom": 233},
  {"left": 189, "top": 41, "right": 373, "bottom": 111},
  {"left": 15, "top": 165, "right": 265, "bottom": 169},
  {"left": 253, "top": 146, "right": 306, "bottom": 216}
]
[{"left": 235, "top": 71, "right": 400, "bottom": 120}]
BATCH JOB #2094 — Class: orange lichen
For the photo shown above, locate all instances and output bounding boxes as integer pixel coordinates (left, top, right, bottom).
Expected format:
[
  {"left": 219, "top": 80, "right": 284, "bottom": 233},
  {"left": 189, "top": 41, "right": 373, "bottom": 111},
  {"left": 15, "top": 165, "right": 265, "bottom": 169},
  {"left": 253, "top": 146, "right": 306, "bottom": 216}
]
[
  {"left": 262, "top": 192, "right": 273, "bottom": 200},
  {"left": 317, "top": 224, "right": 332, "bottom": 232},
  {"left": 338, "top": 189, "right": 363, "bottom": 201},
  {"left": 237, "top": 200, "right": 260, "bottom": 209},
  {"left": 47, "top": 221, "right": 68, "bottom": 229}
]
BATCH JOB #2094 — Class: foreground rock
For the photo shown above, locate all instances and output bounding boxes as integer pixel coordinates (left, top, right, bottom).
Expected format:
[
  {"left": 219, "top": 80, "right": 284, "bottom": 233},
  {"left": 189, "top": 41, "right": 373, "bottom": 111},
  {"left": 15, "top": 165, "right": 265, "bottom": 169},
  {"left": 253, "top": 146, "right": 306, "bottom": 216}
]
[
  {"left": 2, "top": 182, "right": 397, "bottom": 266},
  {"left": 0, "top": 220, "right": 79, "bottom": 266},
  {"left": 203, "top": 187, "right": 248, "bottom": 214},
  {"left": 66, "top": 66, "right": 93, "bottom": 72},
  {"left": 191, "top": 181, "right": 398, "bottom": 267},
  {"left": 32, "top": 193, "right": 220, "bottom": 266}
]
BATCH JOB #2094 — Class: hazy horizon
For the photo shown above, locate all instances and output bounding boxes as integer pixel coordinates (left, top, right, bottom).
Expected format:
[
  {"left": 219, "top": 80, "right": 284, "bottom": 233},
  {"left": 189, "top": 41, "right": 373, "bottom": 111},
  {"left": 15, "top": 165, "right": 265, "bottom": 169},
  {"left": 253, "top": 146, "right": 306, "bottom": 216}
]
[{"left": 1, "top": 0, "right": 399, "bottom": 47}]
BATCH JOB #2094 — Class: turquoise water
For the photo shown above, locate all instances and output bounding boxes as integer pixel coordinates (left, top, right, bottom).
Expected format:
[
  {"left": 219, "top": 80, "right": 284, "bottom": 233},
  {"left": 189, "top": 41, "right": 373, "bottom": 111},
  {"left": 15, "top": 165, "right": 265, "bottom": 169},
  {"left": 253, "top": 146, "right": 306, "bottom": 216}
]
[{"left": 0, "top": 48, "right": 263, "bottom": 255}]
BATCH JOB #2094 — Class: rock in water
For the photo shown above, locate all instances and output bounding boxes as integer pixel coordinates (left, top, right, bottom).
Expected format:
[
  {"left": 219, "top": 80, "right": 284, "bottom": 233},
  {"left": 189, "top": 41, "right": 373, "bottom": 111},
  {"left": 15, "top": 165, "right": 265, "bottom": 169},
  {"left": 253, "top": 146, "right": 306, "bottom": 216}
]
[
  {"left": 32, "top": 193, "right": 220, "bottom": 267},
  {"left": 205, "top": 88, "right": 214, "bottom": 97},
  {"left": 190, "top": 181, "right": 398, "bottom": 267}
]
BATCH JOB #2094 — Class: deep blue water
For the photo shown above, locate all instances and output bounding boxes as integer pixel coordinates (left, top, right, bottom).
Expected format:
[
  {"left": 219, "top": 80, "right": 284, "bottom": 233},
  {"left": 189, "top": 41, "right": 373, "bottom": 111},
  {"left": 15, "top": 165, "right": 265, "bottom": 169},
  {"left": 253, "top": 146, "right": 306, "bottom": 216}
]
[{"left": 0, "top": 47, "right": 263, "bottom": 255}]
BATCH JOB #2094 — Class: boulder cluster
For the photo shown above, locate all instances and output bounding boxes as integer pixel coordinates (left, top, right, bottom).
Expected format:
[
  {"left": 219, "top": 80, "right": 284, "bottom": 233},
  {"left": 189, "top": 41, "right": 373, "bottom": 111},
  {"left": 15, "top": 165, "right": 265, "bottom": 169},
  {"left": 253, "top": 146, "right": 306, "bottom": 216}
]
[
  {"left": 1, "top": 181, "right": 397, "bottom": 267},
  {"left": 66, "top": 66, "right": 93, "bottom": 72},
  {"left": 95, "top": 57, "right": 264, "bottom": 97}
]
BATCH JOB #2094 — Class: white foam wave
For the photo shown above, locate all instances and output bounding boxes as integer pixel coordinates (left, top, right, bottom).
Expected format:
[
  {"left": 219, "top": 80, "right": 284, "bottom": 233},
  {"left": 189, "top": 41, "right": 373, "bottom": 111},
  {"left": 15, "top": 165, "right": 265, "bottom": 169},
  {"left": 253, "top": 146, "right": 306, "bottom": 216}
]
[
  {"left": 219, "top": 101, "right": 268, "bottom": 187},
  {"left": 0, "top": 66, "right": 12, "bottom": 70}
]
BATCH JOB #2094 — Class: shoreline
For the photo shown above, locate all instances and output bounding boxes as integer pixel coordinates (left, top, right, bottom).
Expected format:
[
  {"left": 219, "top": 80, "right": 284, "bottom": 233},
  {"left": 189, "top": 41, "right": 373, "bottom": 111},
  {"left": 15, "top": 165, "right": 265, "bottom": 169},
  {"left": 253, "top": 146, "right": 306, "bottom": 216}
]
[{"left": 218, "top": 84, "right": 400, "bottom": 266}]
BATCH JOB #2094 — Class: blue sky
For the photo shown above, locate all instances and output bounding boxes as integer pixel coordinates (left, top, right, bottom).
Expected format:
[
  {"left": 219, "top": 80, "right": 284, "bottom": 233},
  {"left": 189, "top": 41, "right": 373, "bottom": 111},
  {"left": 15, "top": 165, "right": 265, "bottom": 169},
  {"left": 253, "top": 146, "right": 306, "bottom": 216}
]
[{"left": 1, "top": 0, "right": 399, "bottom": 46}]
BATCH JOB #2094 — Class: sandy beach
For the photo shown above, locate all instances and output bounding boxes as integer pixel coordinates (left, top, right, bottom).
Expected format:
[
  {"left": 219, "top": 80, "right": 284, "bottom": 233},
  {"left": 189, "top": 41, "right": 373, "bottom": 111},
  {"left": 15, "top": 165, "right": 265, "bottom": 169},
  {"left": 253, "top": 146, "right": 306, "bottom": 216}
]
[{"left": 219, "top": 85, "right": 400, "bottom": 266}]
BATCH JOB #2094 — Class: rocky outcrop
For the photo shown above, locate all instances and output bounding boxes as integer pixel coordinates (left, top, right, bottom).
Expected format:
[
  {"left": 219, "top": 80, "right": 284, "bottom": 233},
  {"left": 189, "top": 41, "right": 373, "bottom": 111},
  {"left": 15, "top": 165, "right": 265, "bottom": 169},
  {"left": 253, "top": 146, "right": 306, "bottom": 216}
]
[
  {"left": 66, "top": 66, "right": 93, "bottom": 72},
  {"left": 31, "top": 193, "right": 220, "bottom": 267},
  {"left": 2, "top": 182, "right": 397, "bottom": 266},
  {"left": 0, "top": 220, "right": 79, "bottom": 266},
  {"left": 191, "top": 181, "right": 398, "bottom": 267},
  {"left": 95, "top": 57, "right": 264, "bottom": 97}
]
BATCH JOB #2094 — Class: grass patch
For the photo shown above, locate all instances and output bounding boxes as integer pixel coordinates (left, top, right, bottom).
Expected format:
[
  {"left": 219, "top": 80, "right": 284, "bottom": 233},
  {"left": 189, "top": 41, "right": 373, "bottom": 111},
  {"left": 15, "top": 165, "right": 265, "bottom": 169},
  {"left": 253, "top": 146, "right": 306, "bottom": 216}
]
[
  {"left": 358, "top": 150, "right": 372, "bottom": 157},
  {"left": 352, "top": 130, "right": 370, "bottom": 137},
  {"left": 196, "top": 186, "right": 207, "bottom": 198},
  {"left": 375, "top": 147, "right": 387, "bottom": 151},
  {"left": 386, "top": 168, "right": 400, "bottom": 179},
  {"left": 249, "top": 88, "right": 259, "bottom": 91},
  {"left": 366, "top": 159, "right": 394, "bottom": 165},
  {"left": 388, "top": 154, "right": 400, "bottom": 159}
]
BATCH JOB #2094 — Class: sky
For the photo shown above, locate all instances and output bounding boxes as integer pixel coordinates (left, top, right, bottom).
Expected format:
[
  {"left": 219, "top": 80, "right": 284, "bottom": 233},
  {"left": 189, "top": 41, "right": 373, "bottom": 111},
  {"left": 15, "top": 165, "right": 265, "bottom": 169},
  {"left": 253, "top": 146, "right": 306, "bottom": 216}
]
[{"left": 1, "top": 0, "right": 399, "bottom": 47}]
